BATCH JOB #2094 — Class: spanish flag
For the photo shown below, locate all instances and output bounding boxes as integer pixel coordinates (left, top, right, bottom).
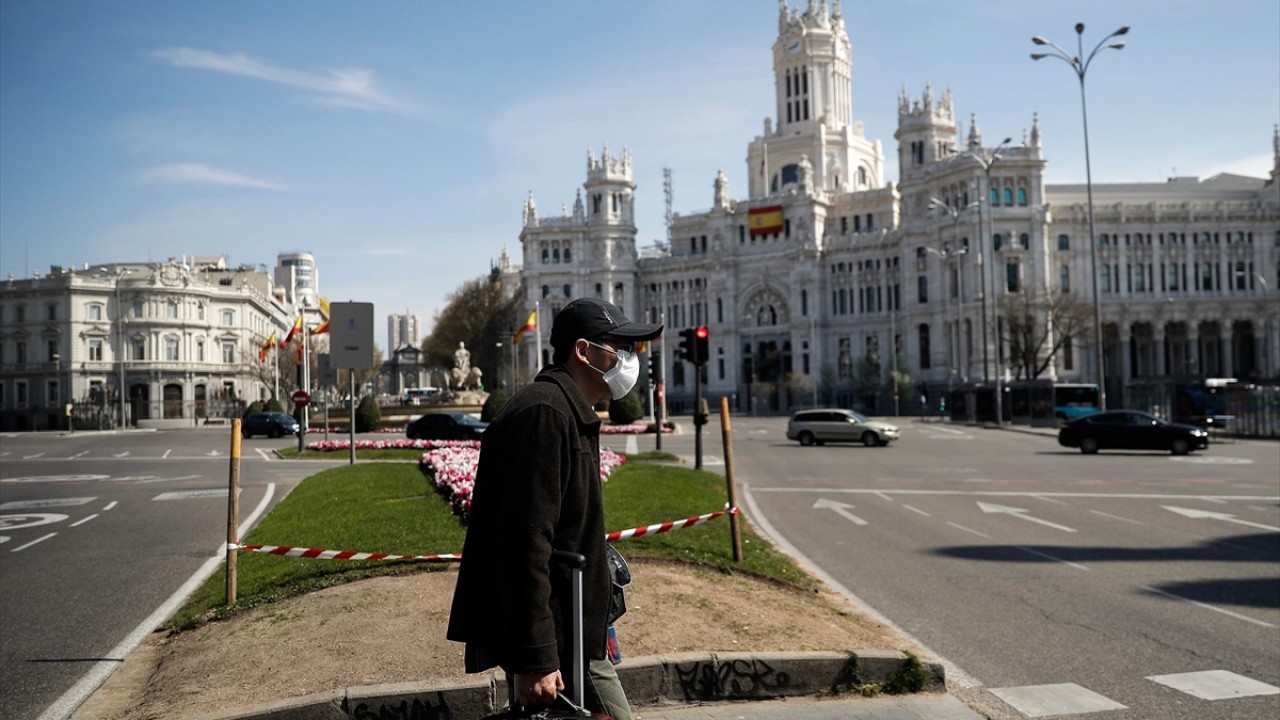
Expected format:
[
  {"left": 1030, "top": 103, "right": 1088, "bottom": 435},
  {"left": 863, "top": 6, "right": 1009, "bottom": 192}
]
[
  {"left": 258, "top": 331, "right": 278, "bottom": 362},
  {"left": 310, "top": 319, "right": 330, "bottom": 336},
  {"left": 284, "top": 315, "right": 303, "bottom": 344},
  {"left": 748, "top": 205, "right": 783, "bottom": 236},
  {"left": 513, "top": 309, "right": 537, "bottom": 344}
]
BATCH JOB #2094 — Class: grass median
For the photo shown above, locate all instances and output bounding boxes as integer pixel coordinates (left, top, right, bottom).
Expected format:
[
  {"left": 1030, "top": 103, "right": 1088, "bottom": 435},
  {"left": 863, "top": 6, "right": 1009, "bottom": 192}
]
[{"left": 167, "top": 457, "right": 809, "bottom": 632}]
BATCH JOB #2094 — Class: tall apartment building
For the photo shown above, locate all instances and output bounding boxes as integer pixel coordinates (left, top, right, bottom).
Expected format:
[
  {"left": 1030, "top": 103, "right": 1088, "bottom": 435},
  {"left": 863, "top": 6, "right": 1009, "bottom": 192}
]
[
  {"left": 0, "top": 257, "right": 293, "bottom": 430},
  {"left": 274, "top": 252, "right": 319, "bottom": 309},
  {"left": 387, "top": 312, "right": 422, "bottom": 352},
  {"left": 518, "top": 0, "right": 1279, "bottom": 416}
]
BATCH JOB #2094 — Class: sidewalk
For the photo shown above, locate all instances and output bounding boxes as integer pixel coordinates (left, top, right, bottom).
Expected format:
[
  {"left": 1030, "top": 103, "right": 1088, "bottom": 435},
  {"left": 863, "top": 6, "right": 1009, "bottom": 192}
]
[{"left": 636, "top": 694, "right": 984, "bottom": 720}]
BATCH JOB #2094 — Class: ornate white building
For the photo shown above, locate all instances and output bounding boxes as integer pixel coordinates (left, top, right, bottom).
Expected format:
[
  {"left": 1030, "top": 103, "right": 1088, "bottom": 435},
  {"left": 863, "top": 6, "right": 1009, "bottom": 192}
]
[
  {"left": 0, "top": 257, "right": 294, "bottom": 431},
  {"left": 518, "top": 0, "right": 1279, "bottom": 417}
]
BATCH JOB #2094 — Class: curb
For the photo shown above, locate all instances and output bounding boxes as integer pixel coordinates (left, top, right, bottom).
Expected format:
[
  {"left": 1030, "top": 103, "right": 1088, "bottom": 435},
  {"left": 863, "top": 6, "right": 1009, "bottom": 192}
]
[{"left": 192, "top": 650, "right": 944, "bottom": 720}]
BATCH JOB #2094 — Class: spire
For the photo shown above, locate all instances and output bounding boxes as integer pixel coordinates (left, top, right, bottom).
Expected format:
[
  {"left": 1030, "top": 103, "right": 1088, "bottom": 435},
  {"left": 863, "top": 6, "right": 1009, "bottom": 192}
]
[
  {"left": 1273, "top": 123, "right": 1279, "bottom": 171},
  {"left": 523, "top": 191, "right": 538, "bottom": 225},
  {"left": 967, "top": 112, "right": 982, "bottom": 150},
  {"left": 1030, "top": 112, "right": 1041, "bottom": 147}
]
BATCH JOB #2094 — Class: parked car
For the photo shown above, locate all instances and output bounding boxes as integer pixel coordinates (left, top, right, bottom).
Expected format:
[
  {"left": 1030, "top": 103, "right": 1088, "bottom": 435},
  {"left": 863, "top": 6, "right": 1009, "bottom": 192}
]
[
  {"left": 1057, "top": 410, "right": 1209, "bottom": 455},
  {"left": 241, "top": 412, "right": 300, "bottom": 439},
  {"left": 786, "top": 408, "right": 900, "bottom": 447},
  {"left": 406, "top": 412, "right": 488, "bottom": 441}
]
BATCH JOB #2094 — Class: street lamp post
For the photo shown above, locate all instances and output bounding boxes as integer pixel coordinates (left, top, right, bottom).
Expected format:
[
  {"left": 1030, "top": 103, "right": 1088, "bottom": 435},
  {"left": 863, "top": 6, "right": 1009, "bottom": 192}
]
[
  {"left": 929, "top": 198, "right": 979, "bottom": 393},
  {"left": 1032, "top": 23, "right": 1128, "bottom": 411},
  {"left": 961, "top": 138, "right": 1012, "bottom": 423}
]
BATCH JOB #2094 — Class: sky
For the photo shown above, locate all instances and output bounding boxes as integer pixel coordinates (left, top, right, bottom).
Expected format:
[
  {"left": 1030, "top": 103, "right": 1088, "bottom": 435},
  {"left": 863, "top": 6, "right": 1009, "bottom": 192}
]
[{"left": 2, "top": 1, "right": 1276, "bottom": 352}]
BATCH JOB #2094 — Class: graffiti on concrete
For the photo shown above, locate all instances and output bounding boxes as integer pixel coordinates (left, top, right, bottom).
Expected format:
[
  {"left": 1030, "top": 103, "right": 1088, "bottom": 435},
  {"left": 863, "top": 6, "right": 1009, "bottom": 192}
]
[{"left": 673, "top": 658, "right": 792, "bottom": 701}]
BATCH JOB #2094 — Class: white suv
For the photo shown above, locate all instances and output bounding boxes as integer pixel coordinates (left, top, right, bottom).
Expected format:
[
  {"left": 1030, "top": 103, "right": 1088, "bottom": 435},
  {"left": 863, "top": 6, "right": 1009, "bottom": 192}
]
[{"left": 786, "top": 408, "right": 900, "bottom": 447}]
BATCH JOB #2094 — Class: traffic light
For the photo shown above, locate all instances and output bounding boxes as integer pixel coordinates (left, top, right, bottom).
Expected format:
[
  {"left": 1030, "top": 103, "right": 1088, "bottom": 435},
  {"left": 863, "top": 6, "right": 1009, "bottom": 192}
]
[
  {"left": 693, "top": 326, "right": 709, "bottom": 366},
  {"left": 648, "top": 351, "right": 662, "bottom": 383},
  {"left": 677, "top": 327, "right": 695, "bottom": 363}
]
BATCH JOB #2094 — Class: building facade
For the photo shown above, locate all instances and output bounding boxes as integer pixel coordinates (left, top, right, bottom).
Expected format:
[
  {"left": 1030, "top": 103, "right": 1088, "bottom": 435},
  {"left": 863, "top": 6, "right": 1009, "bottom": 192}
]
[
  {"left": 274, "top": 251, "right": 319, "bottom": 309},
  {"left": 518, "top": 0, "right": 1279, "bottom": 417},
  {"left": 0, "top": 257, "right": 294, "bottom": 431}
]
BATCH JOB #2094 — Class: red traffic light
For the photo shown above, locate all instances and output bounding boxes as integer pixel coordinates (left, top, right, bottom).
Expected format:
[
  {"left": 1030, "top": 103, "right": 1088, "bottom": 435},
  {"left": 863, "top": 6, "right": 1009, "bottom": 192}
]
[{"left": 695, "top": 326, "right": 709, "bottom": 339}]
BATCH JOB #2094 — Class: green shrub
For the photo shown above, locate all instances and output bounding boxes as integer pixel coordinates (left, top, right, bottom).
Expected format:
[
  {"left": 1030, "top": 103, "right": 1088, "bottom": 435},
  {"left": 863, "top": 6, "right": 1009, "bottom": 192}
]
[
  {"left": 608, "top": 389, "right": 644, "bottom": 424},
  {"left": 244, "top": 401, "right": 263, "bottom": 417},
  {"left": 265, "top": 397, "right": 284, "bottom": 413},
  {"left": 354, "top": 394, "right": 381, "bottom": 432},
  {"left": 481, "top": 388, "right": 509, "bottom": 422}
]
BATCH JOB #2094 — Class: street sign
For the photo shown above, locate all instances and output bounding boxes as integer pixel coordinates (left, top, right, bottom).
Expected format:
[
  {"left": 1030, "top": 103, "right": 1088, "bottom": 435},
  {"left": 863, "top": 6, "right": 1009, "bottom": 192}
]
[
  {"left": 291, "top": 390, "right": 311, "bottom": 408},
  {"left": 330, "top": 302, "right": 375, "bottom": 369}
]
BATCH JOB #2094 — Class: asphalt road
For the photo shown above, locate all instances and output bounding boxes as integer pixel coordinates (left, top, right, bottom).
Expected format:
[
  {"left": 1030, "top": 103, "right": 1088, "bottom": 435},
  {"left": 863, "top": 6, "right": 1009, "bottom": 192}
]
[
  {"left": 0, "top": 428, "right": 341, "bottom": 720},
  {"left": 633, "top": 418, "right": 1280, "bottom": 720}
]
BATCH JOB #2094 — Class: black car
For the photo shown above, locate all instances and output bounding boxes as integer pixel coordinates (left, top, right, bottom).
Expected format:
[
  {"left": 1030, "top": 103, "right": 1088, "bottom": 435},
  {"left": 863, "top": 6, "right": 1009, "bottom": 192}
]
[
  {"left": 241, "top": 412, "right": 301, "bottom": 439},
  {"left": 406, "top": 412, "right": 488, "bottom": 441},
  {"left": 1058, "top": 410, "right": 1209, "bottom": 455}
]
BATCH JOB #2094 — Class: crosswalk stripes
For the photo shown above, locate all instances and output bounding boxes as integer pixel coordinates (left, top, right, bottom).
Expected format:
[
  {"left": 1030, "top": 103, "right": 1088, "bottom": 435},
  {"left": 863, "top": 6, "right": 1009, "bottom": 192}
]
[{"left": 989, "top": 670, "right": 1279, "bottom": 717}]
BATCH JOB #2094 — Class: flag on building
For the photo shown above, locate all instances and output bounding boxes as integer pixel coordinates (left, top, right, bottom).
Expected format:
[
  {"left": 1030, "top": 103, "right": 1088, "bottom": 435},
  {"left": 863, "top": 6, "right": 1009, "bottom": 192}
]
[
  {"left": 284, "top": 315, "right": 303, "bottom": 344},
  {"left": 513, "top": 309, "right": 538, "bottom": 344},
  {"left": 310, "top": 319, "right": 330, "bottom": 336},
  {"left": 748, "top": 205, "right": 783, "bottom": 236}
]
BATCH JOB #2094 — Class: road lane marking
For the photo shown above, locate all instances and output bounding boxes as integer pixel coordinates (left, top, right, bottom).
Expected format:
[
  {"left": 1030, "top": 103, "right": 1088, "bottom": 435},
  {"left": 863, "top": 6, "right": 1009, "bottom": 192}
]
[
  {"left": 1142, "top": 586, "right": 1276, "bottom": 628},
  {"left": 1015, "top": 546, "right": 1090, "bottom": 571},
  {"left": 813, "top": 498, "right": 868, "bottom": 525},
  {"left": 751, "top": 488, "right": 1280, "bottom": 502},
  {"left": 153, "top": 489, "right": 227, "bottom": 500},
  {"left": 624, "top": 435, "right": 638, "bottom": 454},
  {"left": 902, "top": 504, "right": 931, "bottom": 516},
  {"left": 1162, "top": 505, "right": 1280, "bottom": 532},
  {"left": 23, "top": 452, "right": 46, "bottom": 459},
  {"left": 163, "top": 449, "right": 172, "bottom": 458},
  {"left": 70, "top": 514, "right": 99, "bottom": 528},
  {"left": 1090, "top": 510, "right": 1143, "bottom": 525},
  {"left": 103, "top": 501, "right": 117, "bottom": 511},
  {"left": 1171, "top": 456, "right": 1251, "bottom": 465},
  {"left": 989, "top": 683, "right": 1126, "bottom": 717},
  {"left": 946, "top": 522, "right": 991, "bottom": 538},
  {"left": 0, "top": 498, "right": 95, "bottom": 510},
  {"left": 873, "top": 491, "right": 893, "bottom": 502},
  {"left": 36, "top": 483, "right": 278, "bottom": 720},
  {"left": 255, "top": 448, "right": 272, "bottom": 460},
  {"left": 11, "top": 532, "right": 57, "bottom": 552},
  {"left": 112, "top": 451, "right": 129, "bottom": 458},
  {"left": 70, "top": 451, "right": 88, "bottom": 459},
  {"left": 978, "top": 502, "right": 1077, "bottom": 532}
]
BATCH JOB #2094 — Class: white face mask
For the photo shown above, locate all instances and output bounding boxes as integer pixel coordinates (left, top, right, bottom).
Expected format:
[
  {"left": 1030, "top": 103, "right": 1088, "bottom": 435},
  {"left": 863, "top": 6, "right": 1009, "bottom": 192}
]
[{"left": 587, "top": 342, "right": 641, "bottom": 400}]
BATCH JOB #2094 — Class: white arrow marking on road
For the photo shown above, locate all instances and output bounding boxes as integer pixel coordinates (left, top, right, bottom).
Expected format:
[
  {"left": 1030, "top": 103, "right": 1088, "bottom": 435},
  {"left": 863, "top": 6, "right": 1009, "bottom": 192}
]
[
  {"left": 113, "top": 451, "right": 130, "bottom": 458},
  {"left": 23, "top": 452, "right": 46, "bottom": 459},
  {"left": 1162, "top": 506, "right": 1280, "bottom": 532},
  {"left": 205, "top": 450, "right": 223, "bottom": 457},
  {"left": 814, "top": 498, "right": 868, "bottom": 526},
  {"left": 71, "top": 451, "right": 89, "bottom": 459},
  {"left": 977, "top": 502, "right": 1077, "bottom": 532}
]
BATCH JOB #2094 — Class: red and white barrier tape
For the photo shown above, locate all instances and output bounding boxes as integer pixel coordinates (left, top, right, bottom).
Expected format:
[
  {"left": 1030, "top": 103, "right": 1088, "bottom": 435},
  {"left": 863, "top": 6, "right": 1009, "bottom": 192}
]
[
  {"left": 232, "top": 544, "right": 461, "bottom": 562},
  {"left": 230, "top": 505, "right": 739, "bottom": 562},
  {"left": 605, "top": 505, "right": 738, "bottom": 542}
]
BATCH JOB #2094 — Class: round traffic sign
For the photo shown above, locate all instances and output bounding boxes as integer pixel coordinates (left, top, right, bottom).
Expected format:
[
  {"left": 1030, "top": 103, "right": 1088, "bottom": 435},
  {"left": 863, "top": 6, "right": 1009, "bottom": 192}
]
[{"left": 291, "top": 390, "right": 311, "bottom": 408}]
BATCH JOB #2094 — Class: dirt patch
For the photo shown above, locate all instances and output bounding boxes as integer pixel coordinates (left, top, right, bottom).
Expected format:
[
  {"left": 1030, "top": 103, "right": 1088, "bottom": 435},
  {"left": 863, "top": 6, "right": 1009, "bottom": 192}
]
[{"left": 73, "top": 560, "right": 925, "bottom": 719}]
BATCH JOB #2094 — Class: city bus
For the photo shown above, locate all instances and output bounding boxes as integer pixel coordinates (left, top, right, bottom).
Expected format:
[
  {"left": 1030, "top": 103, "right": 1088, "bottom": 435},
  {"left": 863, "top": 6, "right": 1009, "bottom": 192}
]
[{"left": 1053, "top": 383, "right": 1101, "bottom": 421}]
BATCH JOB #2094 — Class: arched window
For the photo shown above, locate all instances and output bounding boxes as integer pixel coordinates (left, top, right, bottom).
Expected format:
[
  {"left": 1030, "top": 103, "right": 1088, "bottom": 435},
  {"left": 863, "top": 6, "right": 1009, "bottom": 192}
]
[
  {"left": 918, "top": 324, "right": 931, "bottom": 370},
  {"left": 857, "top": 167, "right": 867, "bottom": 188},
  {"left": 990, "top": 187, "right": 999, "bottom": 206},
  {"left": 1019, "top": 233, "right": 1030, "bottom": 249},
  {"left": 563, "top": 247, "right": 571, "bottom": 262},
  {"left": 541, "top": 285, "right": 550, "bottom": 298},
  {"left": 1017, "top": 187, "right": 1028, "bottom": 206},
  {"left": 541, "top": 248, "right": 549, "bottom": 263},
  {"left": 993, "top": 234, "right": 1003, "bottom": 252},
  {"left": 1003, "top": 188, "right": 1013, "bottom": 205},
  {"left": 1057, "top": 234, "right": 1070, "bottom": 251},
  {"left": 562, "top": 284, "right": 572, "bottom": 298},
  {"left": 553, "top": 248, "right": 560, "bottom": 262},
  {"left": 1060, "top": 265, "right": 1070, "bottom": 292}
]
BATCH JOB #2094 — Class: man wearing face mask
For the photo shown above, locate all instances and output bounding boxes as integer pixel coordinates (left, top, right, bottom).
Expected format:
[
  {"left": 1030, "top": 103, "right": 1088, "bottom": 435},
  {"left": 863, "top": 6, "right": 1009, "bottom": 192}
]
[{"left": 448, "top": 297, "right": 661, "bottom": 720}]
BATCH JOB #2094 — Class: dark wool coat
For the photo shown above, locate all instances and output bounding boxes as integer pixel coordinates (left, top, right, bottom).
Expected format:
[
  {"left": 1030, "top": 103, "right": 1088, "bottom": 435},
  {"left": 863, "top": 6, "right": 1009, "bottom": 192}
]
[{"left": 446, "top": 365, "right": 609, "bottom": 675}]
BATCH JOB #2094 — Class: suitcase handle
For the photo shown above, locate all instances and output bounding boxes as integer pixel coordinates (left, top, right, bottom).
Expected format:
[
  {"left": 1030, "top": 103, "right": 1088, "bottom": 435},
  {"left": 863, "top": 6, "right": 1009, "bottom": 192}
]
[{"left": 551, "top": 550, "right": 586, "bottom": 708}]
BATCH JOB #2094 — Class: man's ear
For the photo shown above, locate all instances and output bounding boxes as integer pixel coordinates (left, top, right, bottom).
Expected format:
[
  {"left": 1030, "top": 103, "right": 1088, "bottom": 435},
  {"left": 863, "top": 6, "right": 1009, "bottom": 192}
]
[{"left": 573, "top": 339, "right": 591, "bottom": 365}]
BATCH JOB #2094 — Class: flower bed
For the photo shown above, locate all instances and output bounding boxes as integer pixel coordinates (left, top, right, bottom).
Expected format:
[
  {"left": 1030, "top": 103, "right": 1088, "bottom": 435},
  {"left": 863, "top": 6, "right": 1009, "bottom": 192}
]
[
  {"left": 418, "top": 446, "right": 625, "bottom": 519},
  {"left": 305, "top": 438, "right": 478, "bottom": 452},
  {"left": 600, "top": 420, "right": 676, "bottom": 434}
]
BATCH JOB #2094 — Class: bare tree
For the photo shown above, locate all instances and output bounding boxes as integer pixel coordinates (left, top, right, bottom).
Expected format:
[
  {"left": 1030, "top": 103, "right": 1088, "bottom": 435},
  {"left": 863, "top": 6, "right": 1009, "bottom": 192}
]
[{"left": 999, "top": 287, "right": 1095, "bottom": 380}]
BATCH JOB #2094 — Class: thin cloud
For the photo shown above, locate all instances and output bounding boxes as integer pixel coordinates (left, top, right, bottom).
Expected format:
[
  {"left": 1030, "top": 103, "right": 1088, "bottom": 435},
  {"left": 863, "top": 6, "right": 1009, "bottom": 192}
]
[
  {"left": 152, "top": 47, "right": 411, "bottom": 113},
  {"left": 142, "top": 163, "right": 283, "bottom": 190}
]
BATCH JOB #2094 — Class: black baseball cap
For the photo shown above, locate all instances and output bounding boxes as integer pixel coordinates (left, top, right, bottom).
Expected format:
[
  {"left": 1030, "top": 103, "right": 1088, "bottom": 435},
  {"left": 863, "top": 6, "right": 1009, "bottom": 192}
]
[{"left": 550, "top": 298, "right": 663, "bottom": 351}]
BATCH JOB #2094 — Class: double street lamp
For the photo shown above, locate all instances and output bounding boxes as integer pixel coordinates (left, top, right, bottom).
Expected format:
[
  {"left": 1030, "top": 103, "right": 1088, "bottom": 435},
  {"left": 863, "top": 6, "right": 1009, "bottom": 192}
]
[
  {"left": 960, "top": 137, "right": 1011, "bottom": 424},
  {"left": 928, "top": 198, "right": 978, "bottom": 391},
  {"left": 1031, "top": 23, "right": 1129, "bottom": 411}
]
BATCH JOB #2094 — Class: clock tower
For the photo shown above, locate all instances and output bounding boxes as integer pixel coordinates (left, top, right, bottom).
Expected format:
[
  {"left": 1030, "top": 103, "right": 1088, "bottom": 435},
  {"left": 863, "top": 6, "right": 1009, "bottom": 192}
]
[{"left": 748, "top": 0, "right": 883, "bottom": 198}]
